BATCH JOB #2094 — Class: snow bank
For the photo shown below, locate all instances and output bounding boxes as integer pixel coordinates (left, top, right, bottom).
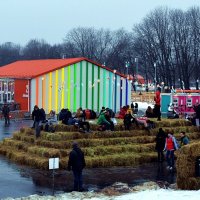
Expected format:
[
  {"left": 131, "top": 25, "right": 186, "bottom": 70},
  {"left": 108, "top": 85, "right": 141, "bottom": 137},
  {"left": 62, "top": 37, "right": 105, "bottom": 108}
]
[{"left": 3, "top": 189, "right": 200, "bottom": 200}]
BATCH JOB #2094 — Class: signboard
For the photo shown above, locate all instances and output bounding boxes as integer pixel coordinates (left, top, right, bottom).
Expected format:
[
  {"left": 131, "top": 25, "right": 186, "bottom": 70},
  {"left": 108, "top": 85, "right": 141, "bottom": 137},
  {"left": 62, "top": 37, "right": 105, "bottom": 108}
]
[
  {"left": 49, "top": 158, "right": 59, "bottom": 170},
  {"left": 22, "top": 84, "right": 29, "bottom": 98}
]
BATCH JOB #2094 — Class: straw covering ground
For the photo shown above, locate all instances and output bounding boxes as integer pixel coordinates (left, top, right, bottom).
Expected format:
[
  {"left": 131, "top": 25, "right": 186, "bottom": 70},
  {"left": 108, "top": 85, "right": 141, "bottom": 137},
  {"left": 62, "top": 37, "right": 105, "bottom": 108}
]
[{"left": 0, "top": 119, "right": 200, "bottom": 190}]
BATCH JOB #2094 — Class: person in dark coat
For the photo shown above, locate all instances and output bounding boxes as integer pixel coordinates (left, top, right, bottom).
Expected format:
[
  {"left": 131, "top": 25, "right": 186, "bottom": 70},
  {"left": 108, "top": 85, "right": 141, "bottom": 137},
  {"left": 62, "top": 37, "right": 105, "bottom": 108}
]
[
  {"left": 123, "top": 111, "right": 134, "bottom": 131},
  {"left": 40, "top": 108, "right": 46, "bottom": 123},
  {"left": 145, "top": 106, "right": 154, "bottom": 118},
  {"left": 155, "top": 128, "right": 166, "bottom": 162},
  {"left": 2, "top": 104, "right": 10, "bottom": 126},
  {"left": 32, "top": 105, "right": 43, "bottom": 138},
  {"left": 68, "top": 142, "right": 86, "bottom": 191}
]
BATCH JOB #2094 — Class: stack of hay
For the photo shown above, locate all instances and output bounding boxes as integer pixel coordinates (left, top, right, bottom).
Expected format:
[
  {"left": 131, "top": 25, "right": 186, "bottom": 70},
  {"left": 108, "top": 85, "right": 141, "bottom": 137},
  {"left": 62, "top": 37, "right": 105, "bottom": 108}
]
[{"left": 176, "top": 141, "right": 200, "bottom": 190}]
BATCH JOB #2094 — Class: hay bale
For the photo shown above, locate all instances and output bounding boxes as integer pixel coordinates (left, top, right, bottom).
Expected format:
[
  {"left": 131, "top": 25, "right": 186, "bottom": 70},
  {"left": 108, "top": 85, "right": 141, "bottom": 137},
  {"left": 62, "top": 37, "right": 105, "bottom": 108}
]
[{"left": 176, "top": 141, "right": 200, "bottom": 190}]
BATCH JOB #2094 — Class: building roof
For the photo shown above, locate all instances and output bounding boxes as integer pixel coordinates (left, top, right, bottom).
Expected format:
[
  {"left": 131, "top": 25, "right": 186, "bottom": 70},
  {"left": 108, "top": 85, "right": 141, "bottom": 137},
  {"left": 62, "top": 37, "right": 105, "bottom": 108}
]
[{"left": 0, "top": 57, "right": 126, "bottom": 79}]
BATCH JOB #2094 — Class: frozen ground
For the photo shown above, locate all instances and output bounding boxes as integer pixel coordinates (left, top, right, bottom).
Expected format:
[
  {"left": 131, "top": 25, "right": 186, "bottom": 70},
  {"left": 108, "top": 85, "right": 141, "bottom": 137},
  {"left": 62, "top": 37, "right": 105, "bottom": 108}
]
[{"left": 3, "top": 189, "right": 200, "bottom": 200}]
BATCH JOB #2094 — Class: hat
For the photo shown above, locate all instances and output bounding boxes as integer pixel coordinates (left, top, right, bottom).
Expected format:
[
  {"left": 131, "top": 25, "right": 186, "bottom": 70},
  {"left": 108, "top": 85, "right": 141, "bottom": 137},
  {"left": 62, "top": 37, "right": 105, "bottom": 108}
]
[{"left": 72, "top": 141, "right": 78, "bottom": 148}]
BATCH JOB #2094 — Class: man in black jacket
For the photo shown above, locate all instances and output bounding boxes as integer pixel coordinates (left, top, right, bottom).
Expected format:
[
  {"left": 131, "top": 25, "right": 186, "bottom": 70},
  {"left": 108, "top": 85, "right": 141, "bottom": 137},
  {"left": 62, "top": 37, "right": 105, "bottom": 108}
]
[
  {"left": 68, "top": 142, "right": 86, "bottom": 191},
  {"left": 32, "top": 105, "right": 43, "bottom": 138},
  {"left": 2, "top": 104, "right": 10, "bottom": 126},
  {"left": 155, "top": 128, "right": 166, "bottom": 162}
]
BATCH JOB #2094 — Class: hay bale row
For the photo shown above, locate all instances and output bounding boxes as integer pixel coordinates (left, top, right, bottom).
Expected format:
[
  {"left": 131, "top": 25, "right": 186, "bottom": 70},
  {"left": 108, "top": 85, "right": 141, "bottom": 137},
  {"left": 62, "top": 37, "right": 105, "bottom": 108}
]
[
  {"left": 0, "top": 144, "right": 157, "bottom": 170},
  {"left": 5, "top": 148, "right": 48, "bottom": 170},
  {"left": 64, "top": 152, "right": 157, "bottom": 168},
  {"left": 41, "top": 119, "right": 192, "bottom": 132},
  {"left": 54, "top": 123, "right": 125, "bottom": 132},
  {"left": 27, "top": 143, "right": 156, "bottom": 158},
  {"left": 0, "top": 138, "right": 156, "bottom": 158},
  {"left": 17, "top": 124, "right": 198, "bottom": 141},
  {"left": 36, "top": 136, "right": 156, "bottom": 149},
  {"left": 176, "top": 141, "right": 200, "bottom": 189},
  {"left": 2, "top": 138, "right": 29, "bottom": 151},
  {"left": 11, "top": 133, "right": 157, "bottom": 148},
  {"left": 39, "top": 126, "right": 198, "bottom": 140},
  {"left": 153, "top": 119, "right": 192, "bottom": 128}
]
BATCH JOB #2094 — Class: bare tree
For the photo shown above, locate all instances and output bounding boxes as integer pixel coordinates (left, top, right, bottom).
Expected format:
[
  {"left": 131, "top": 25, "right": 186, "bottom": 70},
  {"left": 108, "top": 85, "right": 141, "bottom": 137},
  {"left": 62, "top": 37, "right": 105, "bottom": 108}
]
[
  {"left": 0, "top": 42, "right": 21, "bottom": 66},
  {"left": 22, "top": 39, "right": 51, "bottom": 59},
  {"left": 64, "top": 27, "right": 113, "bottom": 62},
  {"left": 187, "top": 7, "right": 200, "bottom": 85},
  {"left": 133, "top": 6, "right": 200, "bottom": 89},
  {"left": 133, "top": 7, "right": 174, "bottom": 87}
]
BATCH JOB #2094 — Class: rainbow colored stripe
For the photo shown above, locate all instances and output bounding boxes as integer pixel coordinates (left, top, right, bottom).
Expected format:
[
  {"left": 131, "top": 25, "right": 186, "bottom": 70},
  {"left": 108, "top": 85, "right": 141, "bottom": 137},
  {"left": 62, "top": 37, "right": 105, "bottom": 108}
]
[{"left": 30, "top": 61, "right": 131, "bottom": 113}]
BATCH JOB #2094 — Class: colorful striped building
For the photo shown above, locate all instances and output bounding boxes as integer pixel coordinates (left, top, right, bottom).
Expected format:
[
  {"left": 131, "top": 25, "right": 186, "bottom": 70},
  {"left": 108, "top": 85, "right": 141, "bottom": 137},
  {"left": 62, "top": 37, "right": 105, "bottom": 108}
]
[{"left": 0, "top": 58, "right": 132, "bottom": 113}]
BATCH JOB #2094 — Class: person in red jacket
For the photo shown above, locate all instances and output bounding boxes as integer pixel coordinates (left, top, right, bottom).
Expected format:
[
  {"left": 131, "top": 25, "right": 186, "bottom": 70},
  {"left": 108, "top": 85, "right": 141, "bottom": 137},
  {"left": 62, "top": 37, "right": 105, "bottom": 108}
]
[
  {"left": 164, "top": 132, "right": 179, "bottom": 170},
  {"left": 153, "top": 87, "right": 161, "bottom": 121}
]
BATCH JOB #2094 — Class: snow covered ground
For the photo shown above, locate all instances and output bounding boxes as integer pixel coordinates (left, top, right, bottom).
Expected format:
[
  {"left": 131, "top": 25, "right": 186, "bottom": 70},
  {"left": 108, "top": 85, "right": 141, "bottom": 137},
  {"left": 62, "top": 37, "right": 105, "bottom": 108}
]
[
  {"left": 135, "top": 102, "right": 154, "bottom": 116},
  {"left": 4, "top": 189, "right": 200, "bottom": 200}
]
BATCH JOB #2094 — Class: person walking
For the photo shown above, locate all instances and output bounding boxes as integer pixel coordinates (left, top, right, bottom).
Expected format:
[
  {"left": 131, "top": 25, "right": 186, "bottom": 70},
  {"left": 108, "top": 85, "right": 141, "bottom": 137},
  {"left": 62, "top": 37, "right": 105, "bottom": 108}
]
[
  {"left": 155, "top": 128, "right": 166, "bottom": 162},
  {"left": 164, "top": 132, "right": 179, "bottom": 170},
  {"left": 32, "top": 105, "right": 42, "bottom": 138},
  {"left": 2, "top": 103, "right": 10, "bottom": 127},
  {"left": 68, "top": 142, "right": 86, "bottom": 191}
]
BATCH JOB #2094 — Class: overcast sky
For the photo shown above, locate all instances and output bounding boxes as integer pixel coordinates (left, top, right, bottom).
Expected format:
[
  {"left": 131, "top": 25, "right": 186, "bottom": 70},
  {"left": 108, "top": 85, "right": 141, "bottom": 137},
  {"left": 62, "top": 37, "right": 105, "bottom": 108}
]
[{"left": 0, "top": 0, "right": 199, "bottom": 45}]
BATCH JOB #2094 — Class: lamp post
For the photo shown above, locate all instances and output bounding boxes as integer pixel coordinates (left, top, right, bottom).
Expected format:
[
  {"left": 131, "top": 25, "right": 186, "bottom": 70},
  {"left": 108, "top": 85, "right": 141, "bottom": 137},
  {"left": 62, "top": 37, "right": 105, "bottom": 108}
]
[
  {"left": 154, "top": 62, "right": 157, "bottom": 91},
  {"left": 161, "top": 82, "right": 164, "bottom": 93},
  {"left": 182, "top": 81, "right": 185, "bottom": 90},
  {"left": 135, "top": 58, "right": 138, "bottom": 80},
  {"left": 125, "top": 61, "right": 129, "bottom": 76},
  {"left": 196, "top": 79, "right": 199, "bottom": 90}
]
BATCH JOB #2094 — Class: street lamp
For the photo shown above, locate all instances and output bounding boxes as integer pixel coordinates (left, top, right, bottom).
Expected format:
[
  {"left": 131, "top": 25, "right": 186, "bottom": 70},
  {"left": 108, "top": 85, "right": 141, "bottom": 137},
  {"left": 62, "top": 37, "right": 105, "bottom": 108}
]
[
  {"left": 135, "top": 58, "right": 138, "bottom": 80},
  {"left": 196, "top": 79, "right": 199, "bottom": 90},
  {"left": 125, "top": 61, "right": 129, "bottom": 76},
  {"left": 154, "top": 62, "right": 157, "bottom": 91},
  {"left": 182, "top": 81, "right": 185, "bottom": 90},
  {"left": 161, "top": 82, "right": 164, "bottom": 93}
]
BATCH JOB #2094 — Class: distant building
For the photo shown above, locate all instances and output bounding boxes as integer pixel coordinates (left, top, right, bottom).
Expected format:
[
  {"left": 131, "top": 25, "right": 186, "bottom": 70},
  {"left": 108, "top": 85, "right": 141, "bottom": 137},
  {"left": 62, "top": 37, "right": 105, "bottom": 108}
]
[{"left": 0, "top": 57, "right": 132, "bottom": 113}]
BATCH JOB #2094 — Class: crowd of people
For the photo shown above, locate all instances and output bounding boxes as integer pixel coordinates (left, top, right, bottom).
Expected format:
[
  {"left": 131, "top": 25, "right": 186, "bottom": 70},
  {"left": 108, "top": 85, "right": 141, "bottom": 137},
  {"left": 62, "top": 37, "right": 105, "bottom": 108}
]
[{"left": 30, "top": 101, "right": 157, "bottom": 138}]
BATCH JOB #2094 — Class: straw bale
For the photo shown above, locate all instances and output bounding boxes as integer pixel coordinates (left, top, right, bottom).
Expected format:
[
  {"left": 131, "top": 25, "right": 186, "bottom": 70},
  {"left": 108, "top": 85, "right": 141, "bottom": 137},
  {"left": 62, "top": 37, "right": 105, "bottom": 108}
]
[{"left": 176, "top": 141, "right": 200, "bottom": 189}]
